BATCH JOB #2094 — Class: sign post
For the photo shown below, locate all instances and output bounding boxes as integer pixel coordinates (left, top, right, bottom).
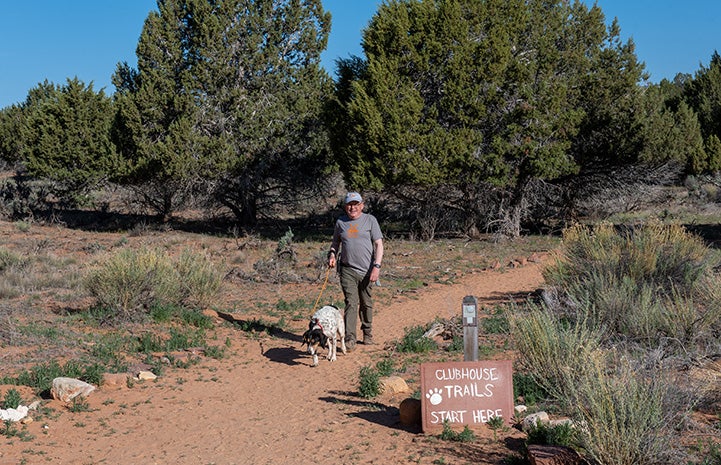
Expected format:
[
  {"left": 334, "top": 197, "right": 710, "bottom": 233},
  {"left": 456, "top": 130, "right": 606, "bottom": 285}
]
[{"left": 462, "top": 295, "right": 478, "bottom": 361}]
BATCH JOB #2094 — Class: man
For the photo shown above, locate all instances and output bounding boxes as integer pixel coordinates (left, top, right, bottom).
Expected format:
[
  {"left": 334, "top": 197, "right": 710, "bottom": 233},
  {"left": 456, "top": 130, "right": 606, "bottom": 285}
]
[{"left": 328, "top": 192, "right": 384, "bottom": 350}]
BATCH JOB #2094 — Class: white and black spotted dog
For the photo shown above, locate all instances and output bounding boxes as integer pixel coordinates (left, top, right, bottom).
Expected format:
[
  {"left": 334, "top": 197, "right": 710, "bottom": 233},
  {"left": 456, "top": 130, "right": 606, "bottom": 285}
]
[{"left": 302, "top": 305, "right": 347, "bottom": 367}]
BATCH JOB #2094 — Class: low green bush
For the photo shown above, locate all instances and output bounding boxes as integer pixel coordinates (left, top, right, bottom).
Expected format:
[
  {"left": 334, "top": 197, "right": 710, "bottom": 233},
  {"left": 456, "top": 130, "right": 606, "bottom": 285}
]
[
  {"left": 396, "top": 324, "right": 438, "bottom": 353},
  {"left": 358, "top": 365, "right": 380, "bottom": 399},
  {"left": 2, "top": 389, "right": 22, "bottom": 410}
]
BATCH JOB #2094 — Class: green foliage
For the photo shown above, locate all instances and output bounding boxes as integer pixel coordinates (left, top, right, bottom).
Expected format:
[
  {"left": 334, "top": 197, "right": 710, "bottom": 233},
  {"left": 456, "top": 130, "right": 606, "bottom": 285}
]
[
  {"left": 512, "top": 372, "right": 548, "bottom": 406},
  {"left": 511, "top": 221, "right": 716, "bottom": 464},
  {"left": 21, "top": 78, "right": 120, "bottom": 205},
  {"left": 525, "top": 421, "right": 577, "bottom": 448},
  {"left": 175, "top": 248, "right": 224, "bottom": 309},
  {"left": 0, "top": 247, "right": 25, "bottom": 272},
  {"left": 2, "top": 388, "right": 22, "bottom": 410},
  {"left": 439, "top": 421, "right": 475, "bottom": 443},
  {"left": 69, "top": 396, "right": 92, "bottom": 413},
  {"left": 481, "top": 307, "right": 510, "bottom": 334},
  {"left": 330, "top": 0, "right": 644, "bottom": 237},
  {"left": 8, "top": 359, "right": 104, "bottom": 395},
  {"left": 396, "top": 324, "right": 438, "bottom": 353},
  {"left": 683, "top": 51, "right": 721, "bottom": 173},
  {"left": 112, "top": 0, "right": 334, "bottom": 224},
  {"left": 375, "top": 358, "right": 395, "bottom": 377},
  {"left": 358, "top": 365, "right": 380, "bottom": 399},
  {"left": 84, "top": 247, "right": 179, "bottom": 321}
]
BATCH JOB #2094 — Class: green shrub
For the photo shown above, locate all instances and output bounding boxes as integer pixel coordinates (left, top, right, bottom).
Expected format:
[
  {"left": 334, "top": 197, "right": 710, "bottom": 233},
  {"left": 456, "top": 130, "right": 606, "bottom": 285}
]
[
  {"left": 439, "top": 421, "right": 475, "bottom": 443},
  {"left": 510, "top": 302, "right": 604, "bottom": 401},
  {"left": 525, "top": 421, "right": 577, "bottom": 448},
  {"left": 2, "top": 388, "right": 22, "bottom": 409},
  {"left": 397, "top": 324, "right": 438, "bottom": 353},
  {"left": 566, "top": 359, "right": 675, "bottom": 465},
  {"left": 375, "top": 358, "right": 395, "bottom": 377},
  {"left": 358, "top": 365, "right": 380, "bottom": 399},
  {"left": 482, "top": 307, "right": 510, "bottom": 334},
  {"left": 512, "top": 372, "right": 548, "bottom": 405},
  {"left": 84, "top": 246, "right": 223, "bottom": 322},
  {"left": 0, "top": 247, "right": 25, "bottom": 272},
  {"left": 542, "top": 221, "right": 721, "bottom": 353}
]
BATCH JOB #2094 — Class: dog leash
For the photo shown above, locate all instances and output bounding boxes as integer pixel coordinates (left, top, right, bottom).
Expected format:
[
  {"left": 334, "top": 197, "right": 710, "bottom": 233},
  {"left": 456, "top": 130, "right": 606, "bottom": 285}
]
[{"left": 311, "top": 266, "right": 331, "bottom": 314}]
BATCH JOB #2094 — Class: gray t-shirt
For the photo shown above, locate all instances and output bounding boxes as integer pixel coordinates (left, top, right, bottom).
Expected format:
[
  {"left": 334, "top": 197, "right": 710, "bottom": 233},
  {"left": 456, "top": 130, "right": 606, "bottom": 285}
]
[{"left": 331, "top": 212, "right": 382, "bottom": 276}]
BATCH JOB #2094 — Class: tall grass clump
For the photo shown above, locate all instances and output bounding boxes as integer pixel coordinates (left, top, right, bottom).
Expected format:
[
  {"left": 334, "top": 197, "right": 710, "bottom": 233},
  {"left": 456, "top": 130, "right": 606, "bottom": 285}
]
[
  {"left": 542, "top": 221, "right": 721, "bottom": 356},
  {"left": 84, "top": 247, "right": 223, "bottom": 322},
  {"left": 511, "top": 221, "right": 719, "bottom": 464},
  {"left": 85, "top": 247, "right": 178, "bottom": 321},
  {"left": 511, "top": 304, "right": 687, "bottom": 465},
  {"left": 174, "top": 248, "right": 223, "bottom": 309}
]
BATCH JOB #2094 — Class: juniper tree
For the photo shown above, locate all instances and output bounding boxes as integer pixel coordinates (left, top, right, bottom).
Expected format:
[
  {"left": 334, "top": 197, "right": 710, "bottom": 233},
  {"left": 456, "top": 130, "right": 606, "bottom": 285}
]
[
  {"left": 329, "top": 0, "right": 645, "bottom": 237},
  {"left": 112, "top": 0, "right": 333, "bottom": 224},
  {"left": 20, "top": 78, "right": 120, "bottom": 206}
]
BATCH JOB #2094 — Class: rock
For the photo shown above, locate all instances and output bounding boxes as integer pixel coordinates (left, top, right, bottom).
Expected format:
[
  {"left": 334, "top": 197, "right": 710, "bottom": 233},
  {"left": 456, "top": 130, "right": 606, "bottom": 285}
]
[
  {"left": 379, "top": 376, "right": 410, "bottom": 394},
  {"left": 50, "top": 377, "right": 95, "bottom": 403},
  {"left": 136, "top": 371, "right": 158, "bottom": 381},
  {"left": 522, "top": 411, "right": 550, "bottom": 432},
  {"left": 101, "top": 373, "right": 129, "bottom": 390},
  {"left": 515, "top": 404, "right": 528, "bottom": 414},
  {"left": 399, "top": 398, "right": 421, "bottom": 426},
  {"left": 549, "top": 418, "right": 575, "bottom": 428},
  {"left": 0, "top": 405, "right": 29, "bottom": 422},
  {"left": 527, "top": 444, "right": 583, "bottom": 465}
]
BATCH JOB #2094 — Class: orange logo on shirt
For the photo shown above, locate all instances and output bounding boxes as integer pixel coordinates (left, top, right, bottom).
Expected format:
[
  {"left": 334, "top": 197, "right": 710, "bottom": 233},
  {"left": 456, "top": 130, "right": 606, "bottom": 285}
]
[{"left": 348, "top": 223, "right": 359, "bottom": 238}]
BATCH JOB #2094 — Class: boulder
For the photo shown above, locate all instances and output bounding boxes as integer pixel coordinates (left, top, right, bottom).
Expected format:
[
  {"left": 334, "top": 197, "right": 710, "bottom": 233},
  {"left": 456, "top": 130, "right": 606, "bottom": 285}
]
[
  {"left": 101, "top": 373, "right": 129, "bottom": 390},
  {"left": 50, "top": 377, "right": 95, "bottom": 403},
  {"left": 399, "top": 398, "right": 421, "bottom": 426},
  {"left": 379, "top": 376, "right": 410, "bottom": 395},
  {"left": 528, "top": 444, "right": 583, "bottom": 465},
  {"left": 522, "top": 411, "right": 550, "bottom": 432}
]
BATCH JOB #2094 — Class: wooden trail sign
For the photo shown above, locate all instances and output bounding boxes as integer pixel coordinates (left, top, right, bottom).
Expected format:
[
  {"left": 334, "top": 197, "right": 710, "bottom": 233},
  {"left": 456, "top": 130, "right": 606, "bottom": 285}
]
[{"left": 420, "top": 360, "right": 513, "bottom": 433}]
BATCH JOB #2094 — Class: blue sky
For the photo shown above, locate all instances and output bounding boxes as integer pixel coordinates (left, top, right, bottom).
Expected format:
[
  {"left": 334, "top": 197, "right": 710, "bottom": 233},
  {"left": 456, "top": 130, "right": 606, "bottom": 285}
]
[{"left": 1, "top": 1, "right": 719, "bottom": 109}]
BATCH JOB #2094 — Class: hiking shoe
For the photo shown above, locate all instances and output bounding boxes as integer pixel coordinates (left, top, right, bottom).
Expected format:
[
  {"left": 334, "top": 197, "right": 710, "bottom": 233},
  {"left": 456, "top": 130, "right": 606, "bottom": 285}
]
[
  {"left": 345, "top": 338, "right": 356, "bottom": 352},
  {"left": 363, "top": 335, "right": 375, "bottom": 345}
]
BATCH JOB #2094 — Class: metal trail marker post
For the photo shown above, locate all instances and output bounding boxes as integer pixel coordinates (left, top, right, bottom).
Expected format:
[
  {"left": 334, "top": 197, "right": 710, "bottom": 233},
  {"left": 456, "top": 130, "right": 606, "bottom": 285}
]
[{"left": 462, "top": 295, "right": 478, "bottom": 361}]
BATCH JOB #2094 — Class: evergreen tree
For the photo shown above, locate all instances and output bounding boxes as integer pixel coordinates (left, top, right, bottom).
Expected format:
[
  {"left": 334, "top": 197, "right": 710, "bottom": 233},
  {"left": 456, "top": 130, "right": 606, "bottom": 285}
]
[
  {"left": 683, "top": 51, "right": 721, "bottom": 172},
  {"left": 330, "top": 0, "right": 644, "bottom": 237},
  {"left": 21, "top": 78, "right": 120, "bottom": 205},
  {"left": 113, "top": 0, "right": 332, "bottom": 225}
]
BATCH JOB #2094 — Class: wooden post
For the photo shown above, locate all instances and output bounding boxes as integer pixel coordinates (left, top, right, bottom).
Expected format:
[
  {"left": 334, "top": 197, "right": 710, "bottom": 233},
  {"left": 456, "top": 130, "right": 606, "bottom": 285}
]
[{"left": 462, "top": 295, "right": 478, "bottom": 361}]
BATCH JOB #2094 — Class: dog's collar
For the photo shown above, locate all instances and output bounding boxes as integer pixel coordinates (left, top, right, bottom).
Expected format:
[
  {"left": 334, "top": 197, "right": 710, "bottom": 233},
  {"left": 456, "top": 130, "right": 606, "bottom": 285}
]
[{"left": 315, "top": 323, "right": 324, "bottom": 332}]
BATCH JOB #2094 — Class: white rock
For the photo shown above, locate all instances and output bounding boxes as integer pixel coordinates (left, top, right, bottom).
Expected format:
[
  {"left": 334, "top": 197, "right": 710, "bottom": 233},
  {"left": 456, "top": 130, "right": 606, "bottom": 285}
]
[
  {"left": 0, "top": 405, "right": 29, "bottom": 422},
  {"left": 136, "top": 371, "right": 157, "bottom": 381},
  {"left": 522, "top": 411, "right": 550, "bottom": 431},
  {"left": 50, "top": 377, "right": 96, "bottom": 403}
]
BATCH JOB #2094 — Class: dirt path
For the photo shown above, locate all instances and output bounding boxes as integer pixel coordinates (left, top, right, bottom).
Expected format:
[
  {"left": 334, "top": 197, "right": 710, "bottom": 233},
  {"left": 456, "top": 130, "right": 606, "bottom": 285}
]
[{"left": 2, "top": 260, "right": 545, "bottom": 465}]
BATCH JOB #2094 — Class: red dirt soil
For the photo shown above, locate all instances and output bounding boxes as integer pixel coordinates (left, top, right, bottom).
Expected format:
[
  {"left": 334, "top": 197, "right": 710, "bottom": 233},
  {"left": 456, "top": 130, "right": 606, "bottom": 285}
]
[{"left": 1, "top": 238, "right": 546, "bottom": 465}]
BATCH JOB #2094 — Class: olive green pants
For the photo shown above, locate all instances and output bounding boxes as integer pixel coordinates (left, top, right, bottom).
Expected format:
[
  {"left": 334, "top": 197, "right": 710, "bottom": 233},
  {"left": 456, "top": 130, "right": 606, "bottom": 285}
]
[{"left": 339, "top": 265, "right": 373, "bottom": 342}]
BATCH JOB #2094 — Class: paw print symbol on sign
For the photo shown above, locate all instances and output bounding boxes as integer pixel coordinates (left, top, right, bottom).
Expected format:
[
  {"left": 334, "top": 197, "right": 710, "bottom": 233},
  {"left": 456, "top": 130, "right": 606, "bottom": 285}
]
[{"left": 425, "top": 388, "right": 443, "bottom": 406}]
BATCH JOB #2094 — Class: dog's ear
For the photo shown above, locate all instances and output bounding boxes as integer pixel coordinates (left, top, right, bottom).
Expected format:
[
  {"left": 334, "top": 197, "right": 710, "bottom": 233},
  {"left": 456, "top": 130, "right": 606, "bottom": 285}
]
[
  {"left": 301, "top": 329, "right": 311, "bottom": 347},
  {"left": 320, "top": 333, "right": 328, "bottom": 347}
]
